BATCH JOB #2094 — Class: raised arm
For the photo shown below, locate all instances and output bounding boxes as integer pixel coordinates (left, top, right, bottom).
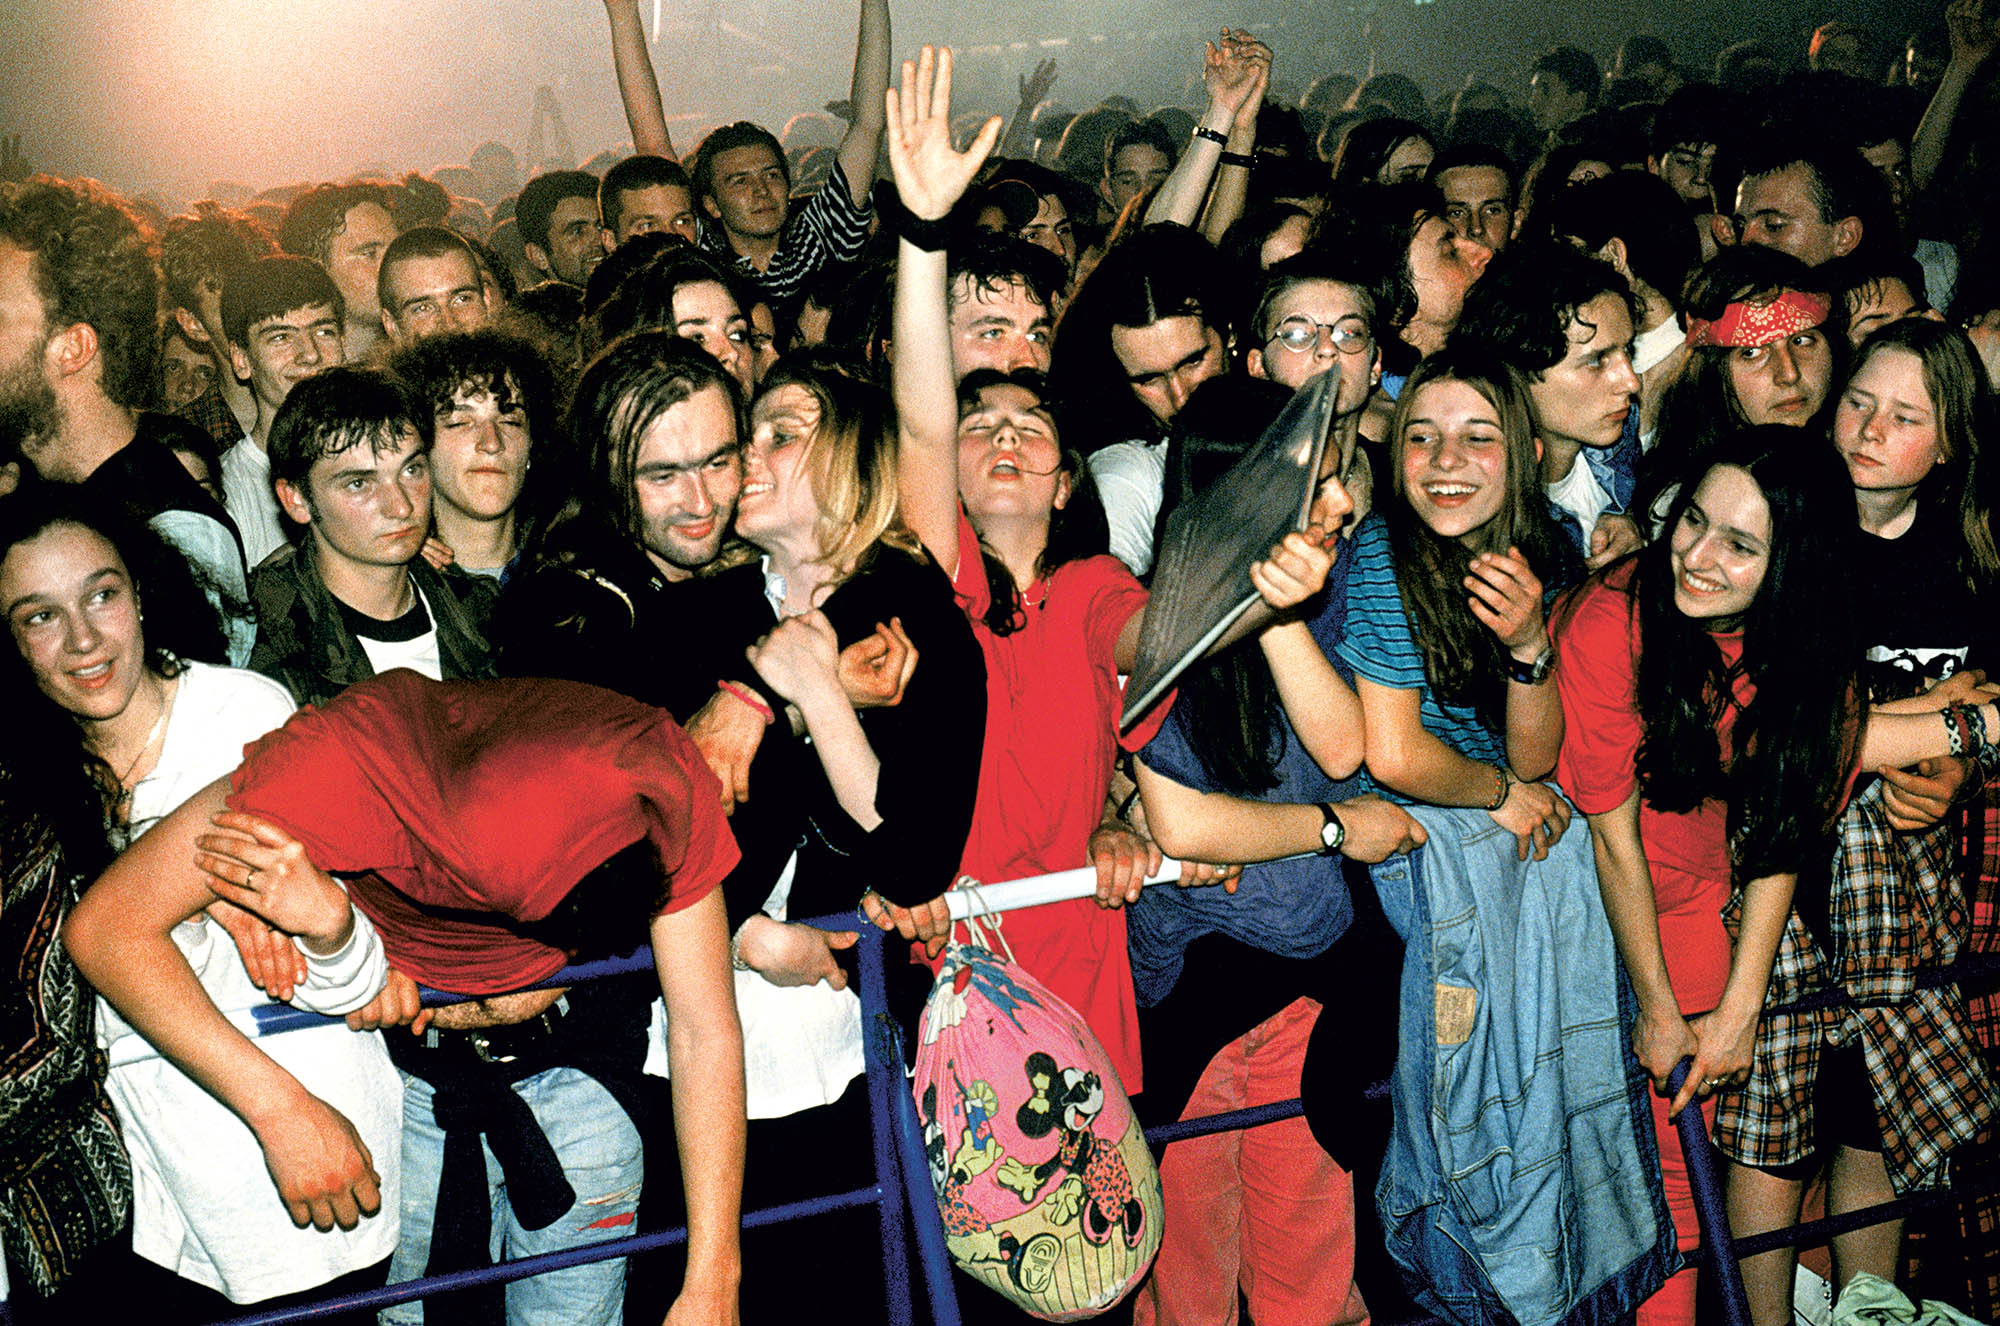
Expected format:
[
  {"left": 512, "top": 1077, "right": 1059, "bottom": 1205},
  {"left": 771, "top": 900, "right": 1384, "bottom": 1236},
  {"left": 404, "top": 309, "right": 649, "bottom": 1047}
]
[
  {"left": 1199, "top": 36, "right": 1270, "bottom": 243},
  {"left": 1912, "top": 0, "right": 1994, "bottom": 193},
  {"left": 836, "top": 0, "right": 893, "bottom": 205},
  {"left": 889, "top": 45, "right": 1003, "bottom": 577},
  {"left": 1146, "top": 29, "right": 1270, "bottom": 228},
  {"left": 603, "top": 0, "right": 675, "bottom": 159},
  {"left": 62, "top": 777, "right": 383, "bottom": 1232},
  {"left": 650, "top": 886, "right": 746, "bottom": 1325},
  {"left": 998, "top": 59, "right": 1059, "bottom": 159}
]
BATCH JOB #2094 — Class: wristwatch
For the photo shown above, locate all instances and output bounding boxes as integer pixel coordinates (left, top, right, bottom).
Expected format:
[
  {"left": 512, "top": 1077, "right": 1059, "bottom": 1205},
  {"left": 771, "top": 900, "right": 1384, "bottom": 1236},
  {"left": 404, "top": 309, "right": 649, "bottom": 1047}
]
[
  {"left": 1506, "top": 645, "right": 1555, "bottom": 686},
  {"left": 1316, "top": 802, "right": 1347, "bottom": 856}
]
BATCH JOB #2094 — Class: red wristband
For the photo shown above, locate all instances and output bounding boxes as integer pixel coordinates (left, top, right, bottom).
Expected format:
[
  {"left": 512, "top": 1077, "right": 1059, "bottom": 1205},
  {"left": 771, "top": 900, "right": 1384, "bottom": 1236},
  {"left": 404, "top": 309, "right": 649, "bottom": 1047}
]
[{"left": 718, "top": 679, "right": 775, "bottom": 725}]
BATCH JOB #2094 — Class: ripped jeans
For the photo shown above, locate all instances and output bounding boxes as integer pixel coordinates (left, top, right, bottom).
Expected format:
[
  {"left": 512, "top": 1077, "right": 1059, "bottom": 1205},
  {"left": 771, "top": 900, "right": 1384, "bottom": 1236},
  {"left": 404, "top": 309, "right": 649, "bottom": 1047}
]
[{"left": 380, "top": 1067, "right": 642, "bottom": 1326}]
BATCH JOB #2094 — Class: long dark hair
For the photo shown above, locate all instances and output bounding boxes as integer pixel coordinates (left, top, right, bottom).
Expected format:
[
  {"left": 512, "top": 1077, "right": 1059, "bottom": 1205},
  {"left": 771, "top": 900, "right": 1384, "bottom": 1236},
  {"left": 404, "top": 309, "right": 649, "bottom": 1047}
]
[
  {"left": 1629, "top": 426, "right": 1861, "bottom": 880},
  {"left": 1384, "top": 344, "right": 1574, "bottom": 733},
  {"left": 0, "top": 489, "right": 231, "bottom": 863},
  {"left": 1153, "top": 377, "right": 1297, "bottom": 792},
  {"left": 1843, "top": 318, "right": 1999, "bottom": 592},
  {"left": 955, "top": 369, "right": 1110, "bottom": 638}
]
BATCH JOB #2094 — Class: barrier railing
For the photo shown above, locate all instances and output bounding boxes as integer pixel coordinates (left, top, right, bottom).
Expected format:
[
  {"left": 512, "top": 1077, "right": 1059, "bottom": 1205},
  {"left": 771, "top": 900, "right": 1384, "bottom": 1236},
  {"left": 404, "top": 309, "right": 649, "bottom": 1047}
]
[{"left": 11, "top": 890, "right": 2000, "bottom": 1326}]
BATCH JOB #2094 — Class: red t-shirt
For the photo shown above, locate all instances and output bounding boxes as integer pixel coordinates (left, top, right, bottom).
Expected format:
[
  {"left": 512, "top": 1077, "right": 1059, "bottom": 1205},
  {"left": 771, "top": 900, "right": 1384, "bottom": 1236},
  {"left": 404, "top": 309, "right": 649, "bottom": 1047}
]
[
  {"left": 229, "top": 671, "right": 738, "bottom": 996},
  {"left": 1555, "top": 568, "right": 1749, "bottom": 1014},
  {"left": 949, "top": 512, "right": 1170, "bottom": 1092}
]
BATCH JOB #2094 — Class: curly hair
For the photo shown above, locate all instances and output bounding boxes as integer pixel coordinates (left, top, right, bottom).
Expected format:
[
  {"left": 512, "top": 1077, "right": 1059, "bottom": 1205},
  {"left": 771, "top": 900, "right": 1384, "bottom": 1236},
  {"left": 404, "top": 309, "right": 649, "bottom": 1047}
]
[
  {"left": 277, "top": 182, "right": 396, "bottom": 268},
  {"left": 160, "top": 201, "right": 276, "bottom": 316},
  {"left": 0, "top": 178, "right": 162, "bottom": 410}
]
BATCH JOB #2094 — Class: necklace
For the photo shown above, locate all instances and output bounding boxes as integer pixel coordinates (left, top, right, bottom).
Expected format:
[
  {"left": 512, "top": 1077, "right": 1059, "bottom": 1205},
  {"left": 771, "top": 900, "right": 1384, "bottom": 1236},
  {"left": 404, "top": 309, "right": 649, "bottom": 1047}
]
[{"left": 100, "top": 675, "right": 174, "bottom": 795}]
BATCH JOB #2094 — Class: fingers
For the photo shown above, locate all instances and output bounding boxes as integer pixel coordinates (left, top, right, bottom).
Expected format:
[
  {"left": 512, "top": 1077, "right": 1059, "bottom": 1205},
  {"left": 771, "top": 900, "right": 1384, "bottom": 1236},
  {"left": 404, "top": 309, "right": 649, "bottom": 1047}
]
[
  {"left": 890, "top": 617, "right": 919, "bottom": 692},
  {"left": 858, "top": 889, "right": 897, "bottom": 932}
]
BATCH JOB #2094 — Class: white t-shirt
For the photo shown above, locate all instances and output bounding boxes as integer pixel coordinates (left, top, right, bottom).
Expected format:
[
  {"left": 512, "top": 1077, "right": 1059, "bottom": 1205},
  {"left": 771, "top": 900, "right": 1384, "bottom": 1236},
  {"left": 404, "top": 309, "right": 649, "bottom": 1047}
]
[
  {"left": 352, "top": 583, "right": 443, "bottom": 680},
  {"left": 1545, "top": 451, "right": 1614, "bottom": 545},
  {"left": 220, "top": 436, "right": 289, "bottom": 570},
  {"left": 101, "top": 662, "right": 403, "bottom": 1302},
  {"left": 1089, "top": 438, "right": 1169, "bottom": 577}
]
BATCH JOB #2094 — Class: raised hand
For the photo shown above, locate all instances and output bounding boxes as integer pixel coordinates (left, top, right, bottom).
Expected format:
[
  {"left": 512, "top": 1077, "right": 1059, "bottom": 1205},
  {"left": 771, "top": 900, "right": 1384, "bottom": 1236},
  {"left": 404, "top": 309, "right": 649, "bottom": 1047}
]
[
  {"left": 0, "top": 135, "right": 28, "bottom": 184},
  {"left": 1946, "top": 0, "right": 1998, "bottom": 67},
  {"left": 1019, "top": 57, "right": 1058, "bottom": 108},
  {"left": 1203, "top": 29, "right": 1273, "bottom": 121},
  {"left": 886, "top": 45, "right": 1003, "bottom": 221}
]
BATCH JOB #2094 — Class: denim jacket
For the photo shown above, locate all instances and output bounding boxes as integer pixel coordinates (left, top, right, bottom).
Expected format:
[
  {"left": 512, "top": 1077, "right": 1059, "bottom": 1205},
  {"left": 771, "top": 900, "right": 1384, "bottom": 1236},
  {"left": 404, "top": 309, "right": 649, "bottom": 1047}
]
[
  {"left": 1368, "top": 803, "right": 1676, "bottom": 1325},
  {"left": 1548, "top": 411, "right": 1643, "bottom": 561}
]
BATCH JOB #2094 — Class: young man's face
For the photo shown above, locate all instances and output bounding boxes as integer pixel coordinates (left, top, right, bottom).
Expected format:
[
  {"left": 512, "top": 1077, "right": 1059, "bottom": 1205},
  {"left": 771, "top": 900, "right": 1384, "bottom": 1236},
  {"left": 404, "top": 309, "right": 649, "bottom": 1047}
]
[
  {"left": 1247, "top": 278, "right": 1381, "bottom": 411},
  {"left": 1736, "top": 164, "right": 1853, "bottom": 266},
  {"left": 1845, "top": 277, "right": 1927, "bottom": 347},
  {"left": 1434, "top": 165, "right": 1514, "bottom": 255},
  {"left": 605, "top": 183, "right": 700, "bottom": 248},
  {"left": 1527, "top": 72, "right": 1581, "bottom": 132},
  {"left": 229, "top": 303, "right": 346, "bottom": 415},
  {"left": 535, "top": 195, "right": 604, "bottom": 286},
  {"left": 704, "top": 144, "right": 790, "bottom": 242},
  {"left": 1650, "top": 142, "right": 1719, "bottom": 207},
  {"left": 382, "top": 249, "right": 490, "bottom": 342},
  {"left": 276, "top": 427, "right": 432, "bottom": 571},
  {"left": 1527, "top": 293, "right": 1640, "bottom": 450},
  {"left": 1103, "top": 144, "right": 1171, "bottom": 217},
  {"left": 1110, "top": 314, "right": 1225, "bottom": 425},
  {"left": 431, "top": 382, "right": 532, "bottom": 523},
  {"left": 1408, "top": 214, "right": 1493, "bottom": 331},
  {"left": 325, "top": 202, "right": 398, "bottom": 321},
  {"left": 948, "top": 276, "right": 1053, "bottom": 380},
  {"left": 629, "top": 381, "right": 742, "bottom": 579},
  {"left": 1859, "top": 138, "right": 1913, "bottom": 227},
  {"left": 159, "top": 331, "right": 216, "bottom": 408}
]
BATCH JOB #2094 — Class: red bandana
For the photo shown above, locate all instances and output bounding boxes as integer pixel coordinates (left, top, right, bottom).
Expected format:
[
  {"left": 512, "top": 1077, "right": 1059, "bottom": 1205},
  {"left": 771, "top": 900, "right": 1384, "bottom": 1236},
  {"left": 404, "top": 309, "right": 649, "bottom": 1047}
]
[{"left": 1685, "top": 289, "right": 1831, "bottom": 349}]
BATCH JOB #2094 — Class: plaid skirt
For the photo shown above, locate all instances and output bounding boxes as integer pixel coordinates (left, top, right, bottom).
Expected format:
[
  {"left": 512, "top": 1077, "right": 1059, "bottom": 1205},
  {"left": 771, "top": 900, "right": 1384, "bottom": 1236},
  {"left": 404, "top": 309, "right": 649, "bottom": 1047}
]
[{"left": 1713, "top": 780, "right": 1999, "bottom": 1193}]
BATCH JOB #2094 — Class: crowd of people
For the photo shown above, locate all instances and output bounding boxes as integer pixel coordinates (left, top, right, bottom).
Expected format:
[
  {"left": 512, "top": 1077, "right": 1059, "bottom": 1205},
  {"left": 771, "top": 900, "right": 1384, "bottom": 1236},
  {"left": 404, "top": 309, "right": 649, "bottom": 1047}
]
[{"left": 6, "top": 0, "right": 2000, "bottom": 1322}]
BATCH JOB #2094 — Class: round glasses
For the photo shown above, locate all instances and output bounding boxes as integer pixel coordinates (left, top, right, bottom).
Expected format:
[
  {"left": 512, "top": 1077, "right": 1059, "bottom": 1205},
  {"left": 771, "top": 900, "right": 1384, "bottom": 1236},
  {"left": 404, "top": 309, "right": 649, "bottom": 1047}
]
[{"left": 1267, "top": 316, "right": 1371, "bottom": 356}]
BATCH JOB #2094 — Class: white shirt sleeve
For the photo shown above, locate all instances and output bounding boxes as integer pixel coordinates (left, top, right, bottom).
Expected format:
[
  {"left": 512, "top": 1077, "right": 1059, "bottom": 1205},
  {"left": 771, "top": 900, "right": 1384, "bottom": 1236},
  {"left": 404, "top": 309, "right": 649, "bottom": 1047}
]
[
  {"left": 288, "top": 901, "right": 389, "bottom": 1016},
  {"left": 1088, "top": 440, "right": 1168, "bottom": 578}
]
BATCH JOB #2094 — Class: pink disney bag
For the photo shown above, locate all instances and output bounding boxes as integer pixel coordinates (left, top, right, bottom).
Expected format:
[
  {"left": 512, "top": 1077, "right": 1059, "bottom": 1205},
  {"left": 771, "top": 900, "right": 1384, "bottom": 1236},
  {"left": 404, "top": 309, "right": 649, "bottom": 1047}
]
[{"left": 912, "top": 906, "right": 1163, "bottom": 1320}]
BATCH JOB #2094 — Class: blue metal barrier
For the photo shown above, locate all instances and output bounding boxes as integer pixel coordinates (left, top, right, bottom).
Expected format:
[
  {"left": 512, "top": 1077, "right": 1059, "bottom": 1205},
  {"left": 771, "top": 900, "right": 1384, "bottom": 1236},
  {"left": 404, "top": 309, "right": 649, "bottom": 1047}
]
[{"left": 11, "top": 923, "right": 1999, "bottom": 1325}]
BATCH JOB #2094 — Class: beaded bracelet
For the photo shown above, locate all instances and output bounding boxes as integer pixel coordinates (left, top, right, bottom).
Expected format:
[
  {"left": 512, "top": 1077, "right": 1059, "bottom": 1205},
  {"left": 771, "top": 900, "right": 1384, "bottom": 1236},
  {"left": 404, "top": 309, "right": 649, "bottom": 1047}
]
[{"left": 1484, "top": 763, "right": 1511, "bottom": 812}]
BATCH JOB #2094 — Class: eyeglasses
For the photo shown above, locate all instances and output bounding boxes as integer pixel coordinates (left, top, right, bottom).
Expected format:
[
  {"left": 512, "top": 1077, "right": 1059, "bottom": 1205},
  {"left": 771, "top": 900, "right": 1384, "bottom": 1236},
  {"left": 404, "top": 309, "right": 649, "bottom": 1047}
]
[{"left": 1267, "top": 316, "right": 1371, "bottom": 356}]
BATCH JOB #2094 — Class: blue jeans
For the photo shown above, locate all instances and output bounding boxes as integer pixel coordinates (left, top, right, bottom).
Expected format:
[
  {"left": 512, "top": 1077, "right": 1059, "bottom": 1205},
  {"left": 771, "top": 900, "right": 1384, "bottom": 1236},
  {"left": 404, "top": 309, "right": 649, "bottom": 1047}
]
[{"left": 380, "top": 1067, "right": 642, "bottom": 1326}]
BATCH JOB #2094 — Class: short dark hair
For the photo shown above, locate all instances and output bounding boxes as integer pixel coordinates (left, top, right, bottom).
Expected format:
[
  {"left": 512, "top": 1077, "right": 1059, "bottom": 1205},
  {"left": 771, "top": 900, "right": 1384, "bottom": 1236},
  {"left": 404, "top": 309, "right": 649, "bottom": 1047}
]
[
  {"left": 1737, "top": 136, "right": 1890, "bottom": 235},
  {"left": 1249, "top": 251, "right": 1382, "bottom": 344},
  {"left": 587, "top": 246, "right": 744, "bottom": 356},
  {"left": 461, "top": 234, "right": 517, "bottom": 306},
  {"left": 515, "top": 171, "right": 600, "bottom": 252},
  {"left": 267, "top": 365, "right": 422, "bottom": 494},
  {"left": 161, "top": 202, "right": 276, "bottom": 315},
  {"left": 386, "top": 327, "right": 562, "bottom": 457},
  {"left": 1539, "top": 172, "right": 1700, "bottom": 310},
  {"left": 278, "top": 182, "right": 397, "bottom": 267},
  {"left": 0, "top": 178, "right": 161, "bottom": 410},
  {"left": 1617, "top": 34, "right": 1674, "bottom": 75},
  {"left": 946, "top": 233, "right": 1065, "bottom": 320},
  {"left": 1648, "top": 85, "right": 1730, "bottom": 159},
  {"left": 690, "top": 123, "right": 789, "bottom": 207},
  {"left": 1103, "top": 118, "right": 1179, "bottom": 178},
  {"left": 221, "top": 255, "right": 345, "bottom": 350},
  {"left": 1426, "top": 142, "right": 1516, "bottom": 188},
  {"left": 376, "top": 225, "right": 481, "bottom": 314},
  {"left": 1532, "top": 46, "right": 1604, "bottom": 105},
  {"left": 599, "top": 155, "right": 693, "bottom": 236},
  {"left": 1454, "top": 240, "right": 1633, "bottom": 377},
  {"left": 1819, "top": 248, "right": 1931, "bottom": 313}
]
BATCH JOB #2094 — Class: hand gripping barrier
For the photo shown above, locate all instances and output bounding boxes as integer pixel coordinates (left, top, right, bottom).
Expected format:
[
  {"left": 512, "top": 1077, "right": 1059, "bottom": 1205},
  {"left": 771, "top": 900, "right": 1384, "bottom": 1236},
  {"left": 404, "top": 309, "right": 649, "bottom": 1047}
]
[{"left": 8, "top": 866, "right": 1998, "bottom": 1326}]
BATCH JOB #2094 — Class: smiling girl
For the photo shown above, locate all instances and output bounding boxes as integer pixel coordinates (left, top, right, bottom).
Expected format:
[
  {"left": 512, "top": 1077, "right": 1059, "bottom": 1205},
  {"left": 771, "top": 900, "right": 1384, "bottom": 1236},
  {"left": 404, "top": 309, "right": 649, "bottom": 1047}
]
[{"left": 1338, "top": 344, "right": 1580, "bottom": 858}]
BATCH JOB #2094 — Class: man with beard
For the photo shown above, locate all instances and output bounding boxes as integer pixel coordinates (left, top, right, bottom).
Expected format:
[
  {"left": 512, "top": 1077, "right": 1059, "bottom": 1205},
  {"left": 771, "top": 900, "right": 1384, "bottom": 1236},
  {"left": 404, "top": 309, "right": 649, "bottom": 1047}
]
[{"left": 0, "top": 177, "right": 251, "bottom": 660}]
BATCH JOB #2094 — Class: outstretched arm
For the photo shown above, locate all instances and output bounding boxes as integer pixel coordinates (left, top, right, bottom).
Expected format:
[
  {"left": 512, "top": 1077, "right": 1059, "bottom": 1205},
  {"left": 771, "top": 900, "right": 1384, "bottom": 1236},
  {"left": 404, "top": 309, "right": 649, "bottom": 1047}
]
[
  {"left": 998, "top": 58, "right": 1058, "bottom": 158},
  {"left": 888, "top": 45, "right": 1004, "bottom": 578},
  {"left": 1199, "top": 36, "right": 1270, "bottom": 243},
  {"left": 604, "top": 0, "right": 675, "bottom": 159},
  {"left": 62, "top": 777, "right": 383, "bottom": 1232},
  {"left": 652, "top": 886, "right": 746, "bottom": 1325},
  {"left": 1147, "top": 29, "right": 1270, "bottom": 227},
  {"left": 836, "top": 0, "right": 893, "bottom": 204}
]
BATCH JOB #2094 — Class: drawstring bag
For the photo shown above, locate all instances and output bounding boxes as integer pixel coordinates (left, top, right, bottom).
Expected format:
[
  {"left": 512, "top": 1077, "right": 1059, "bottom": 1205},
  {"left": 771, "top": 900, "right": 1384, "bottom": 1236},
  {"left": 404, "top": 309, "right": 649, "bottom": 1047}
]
[{"left": 912, "top": 882, "right": 1163, "bottom": 1320}]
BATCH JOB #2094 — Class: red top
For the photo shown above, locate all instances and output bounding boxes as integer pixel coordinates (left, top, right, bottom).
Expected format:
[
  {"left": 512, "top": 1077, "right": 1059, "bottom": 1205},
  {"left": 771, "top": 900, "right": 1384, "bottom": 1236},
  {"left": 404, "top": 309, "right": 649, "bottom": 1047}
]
[
  {"left": 1555, "top": 567, "right": 1750, "bottom": 1014},
  {"left": 948, "top": 512, "right": 1170, "bottom": 1092},
  {"left": 229, "top": 671, "right": 738, "bottom": 995}
]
